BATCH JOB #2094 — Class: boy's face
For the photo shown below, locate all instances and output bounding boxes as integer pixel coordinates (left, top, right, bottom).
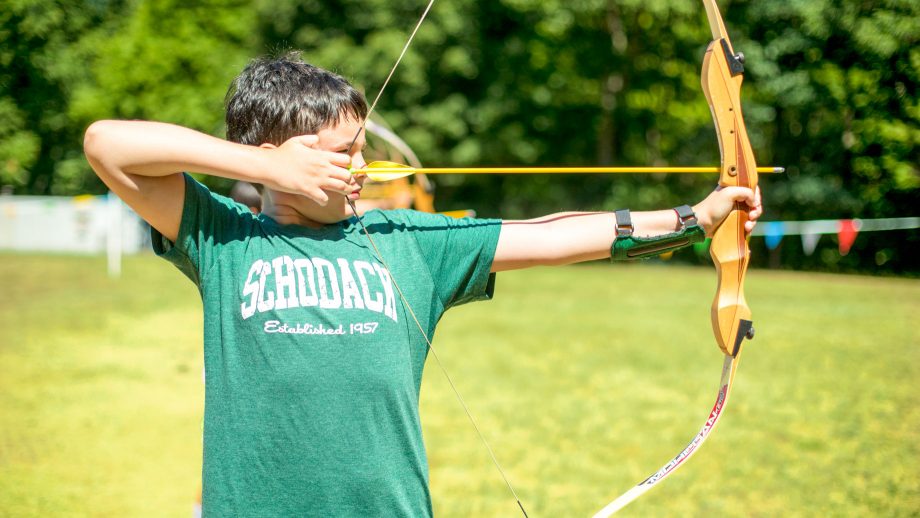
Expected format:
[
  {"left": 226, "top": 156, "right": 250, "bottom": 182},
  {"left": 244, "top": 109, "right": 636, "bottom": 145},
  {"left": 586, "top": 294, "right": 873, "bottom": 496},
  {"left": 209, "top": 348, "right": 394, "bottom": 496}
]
[{"left": 266, "top": 117, "right": 368, "bottom": 227}]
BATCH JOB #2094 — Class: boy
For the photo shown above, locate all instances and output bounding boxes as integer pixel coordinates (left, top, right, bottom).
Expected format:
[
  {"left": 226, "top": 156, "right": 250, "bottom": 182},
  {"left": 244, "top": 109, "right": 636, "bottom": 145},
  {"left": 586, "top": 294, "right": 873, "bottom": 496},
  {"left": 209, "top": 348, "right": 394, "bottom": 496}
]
[{"left": 83, "top": 53, "right": 760, "bottom": 517}]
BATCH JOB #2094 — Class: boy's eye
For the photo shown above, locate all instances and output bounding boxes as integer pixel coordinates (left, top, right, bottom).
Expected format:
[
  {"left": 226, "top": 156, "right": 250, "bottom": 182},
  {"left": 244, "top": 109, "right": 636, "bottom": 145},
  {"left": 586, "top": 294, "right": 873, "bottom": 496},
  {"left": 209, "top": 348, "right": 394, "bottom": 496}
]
[{"left": 336, "top": 144, "right": 365, "bottom": 154}]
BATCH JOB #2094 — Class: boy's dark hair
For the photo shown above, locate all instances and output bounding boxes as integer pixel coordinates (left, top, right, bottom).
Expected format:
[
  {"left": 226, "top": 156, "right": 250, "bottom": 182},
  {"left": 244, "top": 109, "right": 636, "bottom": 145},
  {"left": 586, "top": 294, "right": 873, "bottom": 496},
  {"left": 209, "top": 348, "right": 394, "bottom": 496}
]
[{"left": 225, "top": 52, "right": 368, "bottom": 146}]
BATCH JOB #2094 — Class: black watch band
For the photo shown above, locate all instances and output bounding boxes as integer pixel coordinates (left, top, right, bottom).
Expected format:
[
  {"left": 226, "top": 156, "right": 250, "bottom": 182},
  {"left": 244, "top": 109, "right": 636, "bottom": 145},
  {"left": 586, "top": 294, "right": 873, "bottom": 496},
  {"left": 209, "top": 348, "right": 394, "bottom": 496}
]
[
  {"left": 673, "top": 204, "right": 698, "bottom": 229},
  {"left": 615, "top": 209, "right": 633, "bottom": 237}
]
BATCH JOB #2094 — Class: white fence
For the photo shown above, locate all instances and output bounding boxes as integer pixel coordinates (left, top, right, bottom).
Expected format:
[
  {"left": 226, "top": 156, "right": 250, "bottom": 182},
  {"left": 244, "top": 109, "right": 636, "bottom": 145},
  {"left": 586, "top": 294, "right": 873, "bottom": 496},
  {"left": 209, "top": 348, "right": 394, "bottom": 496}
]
[{"left": 0, "top": 193, "right": 148, "bottom": 276}]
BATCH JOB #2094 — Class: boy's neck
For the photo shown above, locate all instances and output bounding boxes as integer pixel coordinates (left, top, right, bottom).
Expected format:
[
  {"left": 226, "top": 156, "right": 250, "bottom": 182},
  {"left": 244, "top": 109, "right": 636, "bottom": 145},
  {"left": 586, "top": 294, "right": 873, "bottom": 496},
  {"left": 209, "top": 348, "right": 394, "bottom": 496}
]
[{"left": 261, "top": 192, "right": 326, "bottom": 229}]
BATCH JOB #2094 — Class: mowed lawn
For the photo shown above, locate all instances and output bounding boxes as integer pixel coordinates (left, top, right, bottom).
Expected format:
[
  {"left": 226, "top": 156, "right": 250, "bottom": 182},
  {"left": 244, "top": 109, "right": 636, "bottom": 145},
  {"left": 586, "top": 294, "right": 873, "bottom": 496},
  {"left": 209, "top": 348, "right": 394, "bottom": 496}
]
[{"left": 1, "top": 253, "right": 917, "bottom": 517}]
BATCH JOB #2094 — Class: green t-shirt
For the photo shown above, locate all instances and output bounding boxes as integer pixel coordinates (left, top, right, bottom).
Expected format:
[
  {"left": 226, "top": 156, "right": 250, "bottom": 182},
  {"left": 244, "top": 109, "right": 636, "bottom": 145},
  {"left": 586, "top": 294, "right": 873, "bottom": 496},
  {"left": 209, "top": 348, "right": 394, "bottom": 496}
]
[{"left": 152, "top": 175, "right": 501, "bottom": 517}]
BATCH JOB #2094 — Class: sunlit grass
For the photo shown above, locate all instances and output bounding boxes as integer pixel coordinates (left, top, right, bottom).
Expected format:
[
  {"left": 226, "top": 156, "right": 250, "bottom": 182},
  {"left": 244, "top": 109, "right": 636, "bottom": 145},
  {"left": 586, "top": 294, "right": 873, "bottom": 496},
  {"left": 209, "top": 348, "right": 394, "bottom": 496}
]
[{"left": 1, "top": 253, "right": 918, "bottom": 516}]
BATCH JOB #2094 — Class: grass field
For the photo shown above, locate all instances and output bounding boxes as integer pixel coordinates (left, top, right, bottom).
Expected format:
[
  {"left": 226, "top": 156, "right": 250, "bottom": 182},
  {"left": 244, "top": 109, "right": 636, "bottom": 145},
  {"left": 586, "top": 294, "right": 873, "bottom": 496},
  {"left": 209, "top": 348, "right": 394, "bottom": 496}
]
[{"left": 1, "top": 253, "right": 918, "bottom": 517}]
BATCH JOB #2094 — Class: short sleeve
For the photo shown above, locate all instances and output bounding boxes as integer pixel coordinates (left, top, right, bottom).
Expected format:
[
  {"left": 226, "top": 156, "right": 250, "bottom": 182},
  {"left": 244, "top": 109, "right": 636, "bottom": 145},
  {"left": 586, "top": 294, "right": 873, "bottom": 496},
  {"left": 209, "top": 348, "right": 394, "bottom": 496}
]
[
  {"left": 391, "top": 210, "right": 502, "bottom": 309},
  {"left": 151, "top": 174, "right": 257, "bottom": 286}
]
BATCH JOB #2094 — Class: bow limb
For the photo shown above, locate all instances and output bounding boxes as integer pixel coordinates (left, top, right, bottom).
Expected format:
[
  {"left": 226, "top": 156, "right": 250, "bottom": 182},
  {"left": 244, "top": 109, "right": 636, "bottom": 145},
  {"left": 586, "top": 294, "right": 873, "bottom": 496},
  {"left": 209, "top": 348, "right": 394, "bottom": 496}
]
[{"left": 702, "top": 0, "right": 730, "bottom": 42}]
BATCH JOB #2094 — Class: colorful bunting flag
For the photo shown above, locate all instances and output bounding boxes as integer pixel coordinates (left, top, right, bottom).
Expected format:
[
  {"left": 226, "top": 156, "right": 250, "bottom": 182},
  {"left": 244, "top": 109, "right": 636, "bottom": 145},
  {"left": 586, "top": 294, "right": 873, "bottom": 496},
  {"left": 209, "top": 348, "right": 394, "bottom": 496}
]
[
  {"left": 763, "top": 221, "right": 785, "bottom": 250},
  {"left": 801, "top": 232, "right": 820, "bottom": 256},
  {"left": 837, "top": 219, "right": 862, "bottom": 256}
]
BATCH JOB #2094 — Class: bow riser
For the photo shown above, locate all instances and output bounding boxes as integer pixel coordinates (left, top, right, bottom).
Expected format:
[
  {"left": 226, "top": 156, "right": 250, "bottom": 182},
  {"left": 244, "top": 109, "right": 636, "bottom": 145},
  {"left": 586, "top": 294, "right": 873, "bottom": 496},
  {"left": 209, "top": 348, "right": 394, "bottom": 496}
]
[
  {"left": 702, "top": 36, "right": 758, "bottom": 357},
  {"left": 709, "top": 210, "right": 753, "bottom": 356}
]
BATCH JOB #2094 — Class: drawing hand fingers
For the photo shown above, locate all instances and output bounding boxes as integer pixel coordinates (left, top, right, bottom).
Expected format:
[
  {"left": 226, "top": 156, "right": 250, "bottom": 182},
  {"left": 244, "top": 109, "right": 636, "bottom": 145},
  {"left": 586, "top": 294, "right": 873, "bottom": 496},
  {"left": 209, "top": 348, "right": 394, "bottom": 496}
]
[{"left": 305, "top": 187, "right": 330, "bottom": 206}]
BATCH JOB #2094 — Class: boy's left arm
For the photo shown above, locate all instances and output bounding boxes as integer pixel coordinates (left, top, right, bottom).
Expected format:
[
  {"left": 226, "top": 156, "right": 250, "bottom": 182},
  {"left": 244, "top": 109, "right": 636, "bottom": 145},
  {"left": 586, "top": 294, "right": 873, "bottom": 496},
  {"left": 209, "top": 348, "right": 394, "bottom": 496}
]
[{"left": 492, "top": 186, "right": 761, "bottom": 272}]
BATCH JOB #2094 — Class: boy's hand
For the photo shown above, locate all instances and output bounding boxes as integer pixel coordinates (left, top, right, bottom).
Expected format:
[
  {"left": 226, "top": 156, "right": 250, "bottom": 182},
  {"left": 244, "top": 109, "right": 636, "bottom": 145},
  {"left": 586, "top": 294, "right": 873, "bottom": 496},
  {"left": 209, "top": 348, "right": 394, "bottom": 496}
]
[
  {"left": 692, "top": 186, "right": 763, "bottom": 237},
  {"left": 261, "top": 135, "right": 354, "bottom": 206}
]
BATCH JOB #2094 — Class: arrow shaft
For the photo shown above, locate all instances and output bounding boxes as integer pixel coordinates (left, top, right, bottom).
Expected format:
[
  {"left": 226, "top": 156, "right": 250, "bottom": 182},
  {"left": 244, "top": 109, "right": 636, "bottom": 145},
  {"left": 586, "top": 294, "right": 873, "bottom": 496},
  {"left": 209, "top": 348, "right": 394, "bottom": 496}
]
[{"left": 356, "top": 166, "right": 783, "bottom": 174}]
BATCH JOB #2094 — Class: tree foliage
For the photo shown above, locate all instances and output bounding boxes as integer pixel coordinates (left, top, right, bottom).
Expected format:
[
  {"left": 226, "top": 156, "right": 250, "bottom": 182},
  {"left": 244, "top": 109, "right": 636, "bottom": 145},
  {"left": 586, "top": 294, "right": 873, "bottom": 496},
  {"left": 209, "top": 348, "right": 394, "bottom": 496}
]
[{"left": 0, "top": 0, "right": 916, "bottom": 272}]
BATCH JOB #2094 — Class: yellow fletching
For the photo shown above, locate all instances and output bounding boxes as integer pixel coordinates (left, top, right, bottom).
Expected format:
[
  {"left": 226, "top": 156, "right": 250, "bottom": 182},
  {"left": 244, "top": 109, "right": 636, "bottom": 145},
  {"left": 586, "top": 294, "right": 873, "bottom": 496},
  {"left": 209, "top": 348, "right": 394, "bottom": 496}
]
[{"left": 355, "top": 161, "right": 416, "bottom": 182}]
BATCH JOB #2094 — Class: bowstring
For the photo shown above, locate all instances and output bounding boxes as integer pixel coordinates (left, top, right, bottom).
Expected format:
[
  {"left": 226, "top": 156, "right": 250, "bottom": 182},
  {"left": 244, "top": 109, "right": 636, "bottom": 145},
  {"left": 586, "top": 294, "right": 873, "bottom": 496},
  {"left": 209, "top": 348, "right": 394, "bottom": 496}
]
[
  {"left": 345, "top": 1, "right": 529, "bottom": 515},
  {"left": 347, "top": 200, "right": 528, "bottom": 517}
]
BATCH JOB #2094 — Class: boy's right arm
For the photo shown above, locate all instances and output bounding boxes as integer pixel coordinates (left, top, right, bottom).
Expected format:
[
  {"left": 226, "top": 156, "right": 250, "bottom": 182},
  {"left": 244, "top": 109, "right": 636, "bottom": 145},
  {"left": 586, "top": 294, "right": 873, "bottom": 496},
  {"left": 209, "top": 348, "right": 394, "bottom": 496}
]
[{"left": 83, "top": 120, "right": 353, "bottom": 241}]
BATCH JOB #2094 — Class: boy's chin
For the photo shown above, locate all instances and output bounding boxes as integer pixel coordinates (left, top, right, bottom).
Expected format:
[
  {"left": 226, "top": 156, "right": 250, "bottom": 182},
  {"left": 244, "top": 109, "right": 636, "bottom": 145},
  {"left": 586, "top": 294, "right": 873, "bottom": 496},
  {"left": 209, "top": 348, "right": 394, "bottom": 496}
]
[{"left": 297, "top": 197, "right": 354, "bottom": 222}]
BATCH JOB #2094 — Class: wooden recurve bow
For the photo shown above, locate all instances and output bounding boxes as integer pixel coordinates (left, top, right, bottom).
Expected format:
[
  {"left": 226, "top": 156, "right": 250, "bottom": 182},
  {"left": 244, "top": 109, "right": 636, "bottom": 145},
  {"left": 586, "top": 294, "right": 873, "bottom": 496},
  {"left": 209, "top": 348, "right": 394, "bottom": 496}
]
[{"left": 592, "top": 0, "right": 759, "bottom": 515}]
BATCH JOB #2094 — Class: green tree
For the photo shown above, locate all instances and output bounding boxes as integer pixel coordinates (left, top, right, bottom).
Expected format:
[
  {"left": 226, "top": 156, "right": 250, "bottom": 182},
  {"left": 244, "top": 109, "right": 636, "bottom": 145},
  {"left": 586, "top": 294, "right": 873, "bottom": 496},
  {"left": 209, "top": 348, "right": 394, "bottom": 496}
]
[
  {"left": 0, "top": 0, "right": 255, "bottom": 194},
  {"left": 68, "top": 0, "right": 255, "bottom": 193},
  {"left": 1, "top": 0, "right": 916, "bottom": 273},
  {"left": 253, "top": 0, "right": 735, "bottom": 217},
  {"left": 0, "top": 0, "right": 113, "bottom": 193},
  {"left": 742, "top": 0, "right": 919, "bottom": 273}
]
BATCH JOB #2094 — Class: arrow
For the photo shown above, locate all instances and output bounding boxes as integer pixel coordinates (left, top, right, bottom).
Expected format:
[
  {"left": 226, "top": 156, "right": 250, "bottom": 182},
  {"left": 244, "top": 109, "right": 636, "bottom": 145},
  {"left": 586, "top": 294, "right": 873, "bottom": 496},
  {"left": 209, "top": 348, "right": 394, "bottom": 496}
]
[{"left": 352, "top": 160, "right": 784, "bottom": 182}]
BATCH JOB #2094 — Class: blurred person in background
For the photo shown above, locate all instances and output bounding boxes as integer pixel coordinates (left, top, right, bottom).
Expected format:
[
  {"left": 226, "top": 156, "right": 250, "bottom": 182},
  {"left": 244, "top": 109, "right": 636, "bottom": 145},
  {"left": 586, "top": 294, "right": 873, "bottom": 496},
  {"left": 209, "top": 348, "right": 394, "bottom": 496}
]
[{"left": 230, "top": 181, "right": 262, "bottom": 213}]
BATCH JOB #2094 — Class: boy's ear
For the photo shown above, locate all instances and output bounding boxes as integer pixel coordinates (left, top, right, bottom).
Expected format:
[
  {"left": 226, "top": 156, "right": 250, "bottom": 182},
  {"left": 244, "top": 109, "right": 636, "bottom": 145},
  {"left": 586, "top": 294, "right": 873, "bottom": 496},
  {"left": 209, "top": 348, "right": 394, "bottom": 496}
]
[{"left": 251, "top": 143, "right": 274, "bottom": 195}]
